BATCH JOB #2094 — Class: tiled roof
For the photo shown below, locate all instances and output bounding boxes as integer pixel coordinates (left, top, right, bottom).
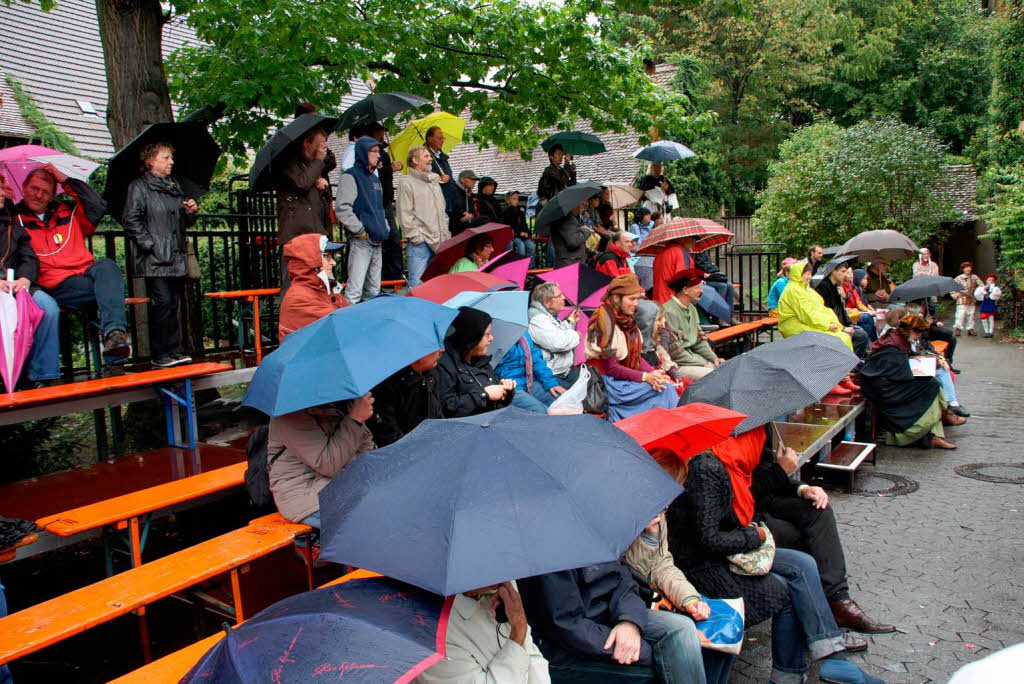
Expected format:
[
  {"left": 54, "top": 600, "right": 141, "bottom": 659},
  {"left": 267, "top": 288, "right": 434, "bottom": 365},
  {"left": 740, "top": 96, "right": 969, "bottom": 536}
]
[
  {"left": 0, "top": 0, "right": 371, "bottom": 160},
  {"left": 0, "top": 76, "right": 34, "bottom": 140},
  {"left": 937, "top": 164, "right": 978, "bottom": 221}
]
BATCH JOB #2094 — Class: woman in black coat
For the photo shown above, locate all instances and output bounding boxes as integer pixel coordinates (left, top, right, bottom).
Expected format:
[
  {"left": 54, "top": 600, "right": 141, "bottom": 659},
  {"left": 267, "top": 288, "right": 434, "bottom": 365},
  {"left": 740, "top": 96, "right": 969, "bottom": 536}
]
[
  {"left": 123, "top": 142, "right": 198, "bottom": 367},
  {"left": 435, "top": 306, "right": 515, "bottom": 417}
]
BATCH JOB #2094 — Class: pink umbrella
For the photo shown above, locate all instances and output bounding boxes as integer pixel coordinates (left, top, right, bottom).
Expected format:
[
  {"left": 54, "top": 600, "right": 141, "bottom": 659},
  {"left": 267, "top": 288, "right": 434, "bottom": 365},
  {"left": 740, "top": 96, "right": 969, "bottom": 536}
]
[
  {"left": 421, "top": 222, "right": 514, "bottom": 282},
  {"left": 0, "top": 145, "right": 100, "bottom": 202},
  {"left": 481, "top": 250, "right": 530, "bottom": 289},
  {"left": 0, "top": 288, "right": 45, "bottom": 393},
  {"left": 537, "top": 264, "right": 614, "bottom": 365}
]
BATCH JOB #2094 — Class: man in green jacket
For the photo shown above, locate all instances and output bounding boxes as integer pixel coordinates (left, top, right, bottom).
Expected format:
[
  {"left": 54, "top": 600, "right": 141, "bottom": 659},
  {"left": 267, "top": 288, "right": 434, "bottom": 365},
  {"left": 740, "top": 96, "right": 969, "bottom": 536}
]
[{"left": 659, "top": 268, "right": 722, "bottom": 381}]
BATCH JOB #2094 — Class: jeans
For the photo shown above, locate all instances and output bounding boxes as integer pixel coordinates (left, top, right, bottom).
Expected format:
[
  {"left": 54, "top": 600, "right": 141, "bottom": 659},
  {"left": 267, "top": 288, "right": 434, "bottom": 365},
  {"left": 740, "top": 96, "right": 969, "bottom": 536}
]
[
  {"left": 646, "top": 608, "right": 731, "bottom": 684},
  {"left": 46, "top": 258, "right": 127, "bottom": 337},
  {"left": 146, "top": 277, "right": 184, "bottom": 358},
  {"left": 511, "top": 389, "right": 550, "bottom": 414},
  {"left": 512, "top": 237, "right": 536, "bottom": 267},
  {"left": 546, "top": 240, "right": 555, "bottom": 269},
  {"left": 936, "top": 366, "right": 958, "bottom": 404},
  {"left": 405, "top": 241, "right": 434, "bottom": 289},
  {"left": 705, "top": 280, "right": 734, "bottom": 322},
  {"left": 771, "top": 548, "right": 844, "bottom": 677},
  {"left": 345, "top": 238, "right": 382, "bottom": 304},
  {"left": 762, "top": 500, "right": 849, "bottom": 603},
  {"left": 303, "top": 511, "right": 321, "bottom": 529},
  {"left": 856, "top": 312, "right": 877, "bottom": 342},
  {"left": 28, "top": 289, "right": 60, "bottom": 381},
  {"left": 848, "top": 324, "right": 869, "bottom": 358}
]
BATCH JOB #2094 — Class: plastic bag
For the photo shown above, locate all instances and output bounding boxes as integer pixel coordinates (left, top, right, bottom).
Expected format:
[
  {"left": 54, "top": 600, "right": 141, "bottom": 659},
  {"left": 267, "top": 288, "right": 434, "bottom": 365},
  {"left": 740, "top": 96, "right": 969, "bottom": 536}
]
[
  {"left": 695, "top": 596, "right": 745, "bottom": 655},
  {"left": 548, "top": 365, "right": 591, "bottom": 415}
]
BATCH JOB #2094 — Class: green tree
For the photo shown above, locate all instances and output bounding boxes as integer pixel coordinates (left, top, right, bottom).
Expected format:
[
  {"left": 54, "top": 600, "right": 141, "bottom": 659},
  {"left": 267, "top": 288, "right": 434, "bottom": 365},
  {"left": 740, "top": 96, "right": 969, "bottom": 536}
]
[{"left": 753, "top": 117, "right": 956, "bottom": 251}]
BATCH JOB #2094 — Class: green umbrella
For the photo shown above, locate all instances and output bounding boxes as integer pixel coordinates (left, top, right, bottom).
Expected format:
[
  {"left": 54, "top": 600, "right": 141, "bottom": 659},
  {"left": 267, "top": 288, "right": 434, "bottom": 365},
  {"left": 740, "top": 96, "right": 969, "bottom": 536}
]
[{"left": 541, "top": 131, "right": 606, "bottom": 156}]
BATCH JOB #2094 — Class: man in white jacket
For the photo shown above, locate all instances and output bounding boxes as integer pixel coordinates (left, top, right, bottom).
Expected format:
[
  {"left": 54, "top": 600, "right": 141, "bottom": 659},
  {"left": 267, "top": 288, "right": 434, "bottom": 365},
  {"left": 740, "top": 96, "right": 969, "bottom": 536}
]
[
  {"left": 396, "top": 146, "right": 450, "bottom": 288},
  {"left": 528, "top": 282, "right": 581, "bottom": 388},
  {"left": 415, "top": 581, "right": 550, "bottom": 684}
]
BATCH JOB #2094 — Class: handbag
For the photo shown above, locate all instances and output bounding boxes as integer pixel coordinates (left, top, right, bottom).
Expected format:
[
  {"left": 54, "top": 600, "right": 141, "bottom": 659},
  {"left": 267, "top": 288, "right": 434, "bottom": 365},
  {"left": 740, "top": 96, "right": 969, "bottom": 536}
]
[
  {"left": 185, "top": 241, "right": 202, "bottom": 281},
  {"left": 582, "top": 367, "right": 607, "bottom": 414},
  {"left": 727, "top": 523, "right": 775, "bottom": 576},
  {"left": 694, "top": 596, "right": 745, "bottom": 655}
]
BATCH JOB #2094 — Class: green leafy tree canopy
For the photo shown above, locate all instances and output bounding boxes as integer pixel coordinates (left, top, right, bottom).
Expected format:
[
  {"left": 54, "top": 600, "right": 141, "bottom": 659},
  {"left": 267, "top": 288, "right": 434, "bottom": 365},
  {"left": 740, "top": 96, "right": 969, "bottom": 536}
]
[{"left": 753, "top": 117, "right": 957, "bottom": 251}]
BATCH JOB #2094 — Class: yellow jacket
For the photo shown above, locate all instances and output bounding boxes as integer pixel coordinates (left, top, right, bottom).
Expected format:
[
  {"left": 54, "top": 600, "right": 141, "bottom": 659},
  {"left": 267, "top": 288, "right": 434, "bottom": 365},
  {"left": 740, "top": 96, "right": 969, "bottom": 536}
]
[{"left": 777, "top": 260, "right": 853, "bottom": 350}]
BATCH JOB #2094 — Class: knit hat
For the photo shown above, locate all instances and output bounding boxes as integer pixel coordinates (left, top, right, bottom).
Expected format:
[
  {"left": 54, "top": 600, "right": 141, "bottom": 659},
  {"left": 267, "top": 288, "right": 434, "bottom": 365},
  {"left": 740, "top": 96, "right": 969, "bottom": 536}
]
[
  {"left": 853, "top": 268, "right": 867, "bottom": 286},
  {"left": 446, "top": 306, "right": 493, "bottom": 355},
  {"left": 605, "top": 274, "right": 645, "bottom": 299}
]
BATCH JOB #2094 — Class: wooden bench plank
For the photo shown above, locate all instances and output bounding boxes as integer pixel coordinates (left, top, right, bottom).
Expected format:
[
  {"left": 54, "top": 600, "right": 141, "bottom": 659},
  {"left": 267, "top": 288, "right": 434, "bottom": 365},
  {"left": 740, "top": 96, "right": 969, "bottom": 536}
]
[
  {"left": 203, "top": 288, "right": 281, "bottom": 299},
  {"left": 0, "top": 525, "right": 297, "bottom": 666},
  {"left": 248, "top": 512, "right": 314, "bottom": 536},
  {"left": 0, "top": 363, "right": 231, "bottom": 411},
  {"left": 36, "top": 462, "right": 247, "bottom": 537}
]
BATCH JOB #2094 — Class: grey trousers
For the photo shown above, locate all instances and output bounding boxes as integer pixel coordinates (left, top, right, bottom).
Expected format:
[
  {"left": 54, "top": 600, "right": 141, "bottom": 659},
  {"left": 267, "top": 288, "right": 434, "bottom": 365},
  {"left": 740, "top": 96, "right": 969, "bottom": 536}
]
[{"left": 345, "top": 237, "right": 382, "bottom": 304}]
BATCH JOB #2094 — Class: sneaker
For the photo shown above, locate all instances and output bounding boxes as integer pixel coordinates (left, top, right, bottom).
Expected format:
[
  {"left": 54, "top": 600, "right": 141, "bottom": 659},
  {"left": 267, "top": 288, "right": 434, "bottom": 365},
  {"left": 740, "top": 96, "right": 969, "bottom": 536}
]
[
  {"left": 102, "top": 330, "right": 131, "bottom": 364},
  {"left": 152, "top": 354, "right": 178, "bottom": 368},
  {"left": 171, "top": 352, "right": 193, "bottom": 364}
]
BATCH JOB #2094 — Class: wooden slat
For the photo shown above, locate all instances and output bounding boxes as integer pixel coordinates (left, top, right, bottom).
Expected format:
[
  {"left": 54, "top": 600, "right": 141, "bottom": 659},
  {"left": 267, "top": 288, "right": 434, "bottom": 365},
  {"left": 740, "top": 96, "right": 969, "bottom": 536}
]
[
  {"left": 0, "top": 362, "right": 232, "bottom": 410},
  {"left": 0, "top": 525, "right": 297, "bottom": 666},
  {"left": 248, "top": 512, "right": 314, "bottom": 537},
  {"left": 203, "top": 288, "right": 281, "bottom": 299},
  {"left": 37, "top": 462, "right": 247, "bottom": 537}
]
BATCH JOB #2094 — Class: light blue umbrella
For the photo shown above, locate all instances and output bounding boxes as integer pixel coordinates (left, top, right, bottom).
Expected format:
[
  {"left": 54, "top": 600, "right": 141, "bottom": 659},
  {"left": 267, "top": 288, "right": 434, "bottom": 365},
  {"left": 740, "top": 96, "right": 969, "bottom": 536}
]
[
  {"left": 242, "top": 295, "right": 458, "bottom": 416},
  {"left": 443, "top": 290, "right": 529, "bottom": 362},
  {"left": 633, "top": 140, "right": 697, "bottom": 163}
]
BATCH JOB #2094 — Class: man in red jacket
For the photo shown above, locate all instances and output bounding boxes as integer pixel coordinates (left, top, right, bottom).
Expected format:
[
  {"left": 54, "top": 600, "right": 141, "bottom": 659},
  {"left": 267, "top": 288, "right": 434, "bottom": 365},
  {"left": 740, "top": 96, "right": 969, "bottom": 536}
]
[
  {"left": 15, "top": 164, "right": 129, "bottom": 361},
  {"left": 594, "top": 230, "right": 637, "bottom": 277}
]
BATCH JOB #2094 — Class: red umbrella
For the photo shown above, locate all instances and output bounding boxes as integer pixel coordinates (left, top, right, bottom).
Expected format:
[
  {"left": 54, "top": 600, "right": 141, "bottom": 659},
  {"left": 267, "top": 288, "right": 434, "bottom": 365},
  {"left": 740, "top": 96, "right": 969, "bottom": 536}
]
[
  {"left": 537, "top": 264, "right": 613, "bottom": 365},
  {"left": 421, "top": 223, "right": 514, "bottom": 282},
  {"left": 407, "top": 271, "right": 516, "bottom": 304},
  {"left": 614, "top": 403, "right": 747, "bottom": 461},
  {"left": 637, "top": 218, "right": 733, "bottom": 256},
  {"left": 481, "top": 250, "right": 530, "bottom": 289}
]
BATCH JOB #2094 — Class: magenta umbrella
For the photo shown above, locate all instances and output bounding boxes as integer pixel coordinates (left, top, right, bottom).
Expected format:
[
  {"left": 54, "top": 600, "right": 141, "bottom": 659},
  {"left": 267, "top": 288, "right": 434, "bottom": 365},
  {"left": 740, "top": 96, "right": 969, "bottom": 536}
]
[
  {"left": 538, "top": 264, "right": 614, "bottom": 365},
  {"left": 421, "top": 222, "right": 514, "bottom": 282},
  {"left": 481, "top": 250, "right": 530, "bottom": 289},
  {"left": 0, "top": 289, "right": 44, "bottom": 393},
  {"left": 0, "top": 145, "right": 100, "bottom": 202}
]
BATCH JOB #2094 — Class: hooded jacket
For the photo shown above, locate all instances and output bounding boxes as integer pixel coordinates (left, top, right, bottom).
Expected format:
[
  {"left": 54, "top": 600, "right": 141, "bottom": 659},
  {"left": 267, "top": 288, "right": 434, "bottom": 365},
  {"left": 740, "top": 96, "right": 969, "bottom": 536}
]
[
  {"left": 494, "top": 333, "right": 559, "bottom": 394},
  {"left": 0, "top": 199, "right": 40, "bottom": 285},
  {"left": 859, "top": 329, "right": 940, "bottom": 432},
  {"left": 336, "top": 136, "right": 389, "bottom": 243},
  {"left": 475, "top": 179, "right": 502, "bottom": 221},
  {"left": 777, "top": 261, "right": 852, "bottom": 350},
  {"left": 528, "top": 300, "right": 580, "bottom": 377},
  {"left": 551, "top": 211, "right": 588, "bottom": 268},
  {"left": 122, "top": 172, "right": 197, "bottom": 278},
  {"left": 814, "top": 273, "right": 853, "bottom": 327},
  {"left": 275, "top": 148, "right": 328, "bottom": 245},
  {"left": 594, "top": 241, "right": 632, "bottom": 277},
  {"left": 14, "top": 178, "right": 106, "bottom": 289},
  {"left": 396, "top": 168, "right": 450, "bottom": 250},
  {"left": 278, "top": 233, "right": 346, "bottom": 341}
]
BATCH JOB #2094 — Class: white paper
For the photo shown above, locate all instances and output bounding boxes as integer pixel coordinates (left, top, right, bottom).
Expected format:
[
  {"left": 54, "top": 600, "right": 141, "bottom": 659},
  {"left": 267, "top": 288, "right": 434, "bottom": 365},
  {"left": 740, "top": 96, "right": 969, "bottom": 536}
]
[{"left": 909, "top": 356, "right": 937, "bottom": 377}]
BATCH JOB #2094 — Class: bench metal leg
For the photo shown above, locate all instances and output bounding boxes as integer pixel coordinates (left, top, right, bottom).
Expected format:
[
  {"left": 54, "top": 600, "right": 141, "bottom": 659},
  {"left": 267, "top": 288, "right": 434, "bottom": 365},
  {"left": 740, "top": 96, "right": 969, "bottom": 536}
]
[
  {"left": 230, "top": 567, "right": 245, "bottom": 623},
  {"left": 159, "top": 378, "right": 197, "bottom": 449}
]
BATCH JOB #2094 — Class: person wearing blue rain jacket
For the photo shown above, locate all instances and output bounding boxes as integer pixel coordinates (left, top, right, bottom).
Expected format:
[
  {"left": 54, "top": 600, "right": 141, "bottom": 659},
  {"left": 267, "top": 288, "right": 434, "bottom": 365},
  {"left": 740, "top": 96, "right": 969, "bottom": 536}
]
[
  {"left": 336, "top": 136, "right": 389, "bottom": 304},
  {"left": 767, "top": 258, "right": 799, "bottom": 316},
  {"left": 495, "top": 333, "right": 566, "bottom": 414}
]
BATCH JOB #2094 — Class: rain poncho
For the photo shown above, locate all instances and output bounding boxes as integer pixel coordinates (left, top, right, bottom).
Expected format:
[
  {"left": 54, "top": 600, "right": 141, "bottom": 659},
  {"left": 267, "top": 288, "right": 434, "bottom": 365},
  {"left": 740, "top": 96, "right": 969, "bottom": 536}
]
[{"left": 777, "top": 260, "right": 852, "bottom": 350}]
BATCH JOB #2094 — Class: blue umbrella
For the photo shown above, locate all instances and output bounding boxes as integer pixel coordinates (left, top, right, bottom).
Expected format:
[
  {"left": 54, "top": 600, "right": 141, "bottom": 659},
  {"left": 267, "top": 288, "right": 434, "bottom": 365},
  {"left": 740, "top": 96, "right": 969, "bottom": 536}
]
[
  {"left": 242, "top": 295, "right": 458, "bottom": 416},
  {"left": 443, "top": 290, "right": 529, "bottom": 362},
  {"left": 697, "top": 284, "right": 733, "bottom": 323},
  {"left": 319, "top": 407, "right": 683, "bottom": 596},
  {"left": 633, "top": 140, "right": 697, "bottom": 163},
  {"left": 180, "top": 574, "right": 452, "bottom": 683}
]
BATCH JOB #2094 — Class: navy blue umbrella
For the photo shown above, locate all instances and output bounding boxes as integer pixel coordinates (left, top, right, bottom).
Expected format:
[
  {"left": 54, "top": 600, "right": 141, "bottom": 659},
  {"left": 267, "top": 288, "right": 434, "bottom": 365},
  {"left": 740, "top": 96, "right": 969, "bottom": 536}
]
[
  {"left": 319, "top": 407, "right": 683, "bottom": 596},
  {"left": 633, "top": 140, "right": 697, "bottom": 163},
  {"left": 697, "top": 284, "right": 733, "bottom": 323},
  {"left": 180, "top": 574, "right": 452, "bottom": 683},
  {"left": 243, "top": 295, "right": 457, "bottom": 416}
]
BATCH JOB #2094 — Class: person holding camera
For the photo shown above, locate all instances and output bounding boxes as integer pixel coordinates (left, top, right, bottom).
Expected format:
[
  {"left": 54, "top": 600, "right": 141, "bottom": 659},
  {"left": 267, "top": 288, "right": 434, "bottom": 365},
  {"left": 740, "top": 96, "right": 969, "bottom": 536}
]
[{"left": 414, "top": 581, "right": 550, "bottom": 683}]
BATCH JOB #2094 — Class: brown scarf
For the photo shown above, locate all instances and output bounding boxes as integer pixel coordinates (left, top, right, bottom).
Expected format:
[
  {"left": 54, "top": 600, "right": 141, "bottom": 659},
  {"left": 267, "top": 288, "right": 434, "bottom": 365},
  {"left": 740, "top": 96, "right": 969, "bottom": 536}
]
[{"left": 588, "top": 300, "right": 643, "bottom": 370}]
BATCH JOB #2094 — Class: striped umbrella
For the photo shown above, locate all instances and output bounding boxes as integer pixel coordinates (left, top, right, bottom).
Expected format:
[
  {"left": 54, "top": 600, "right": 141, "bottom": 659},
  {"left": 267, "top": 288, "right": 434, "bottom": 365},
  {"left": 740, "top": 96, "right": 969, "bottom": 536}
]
[{"left": 637, "top": 218, "right": 733, "bottom": 256}]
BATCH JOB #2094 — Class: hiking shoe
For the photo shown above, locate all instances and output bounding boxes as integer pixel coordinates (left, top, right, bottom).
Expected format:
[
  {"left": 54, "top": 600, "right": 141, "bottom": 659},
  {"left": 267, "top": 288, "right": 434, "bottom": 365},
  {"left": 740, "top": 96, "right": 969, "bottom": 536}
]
[
  {"left": 171, "top": 352, "right": 193, "bottom": 364},
  {"left": 152, "top": 354, "right": 178, "bottom": 368},
  {"left": 102, "top": 330, "right": 130, "bottom": 363}
]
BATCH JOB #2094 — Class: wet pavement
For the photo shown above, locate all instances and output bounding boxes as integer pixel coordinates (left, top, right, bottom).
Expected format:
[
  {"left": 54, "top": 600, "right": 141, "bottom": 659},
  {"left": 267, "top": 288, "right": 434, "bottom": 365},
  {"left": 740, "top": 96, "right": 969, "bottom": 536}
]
[{"left": 732, "top": 331, "right": 1024, "bottom": 682}]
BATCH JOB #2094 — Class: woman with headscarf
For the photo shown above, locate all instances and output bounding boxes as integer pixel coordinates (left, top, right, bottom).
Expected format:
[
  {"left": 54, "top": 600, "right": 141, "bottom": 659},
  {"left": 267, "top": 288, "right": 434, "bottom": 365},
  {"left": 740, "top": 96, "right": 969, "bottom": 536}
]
[
  {"left": 585, "top": 274, "right": 678, "bottom": 421},
  {"left": 436, "top": 306, "right": 516, "bottom": 417},
  {"left": 662, "top": 448, "right": 883, "bottom": 684},
  {"left": 859, "top": 313, "right": 961, "bottom": 450}
]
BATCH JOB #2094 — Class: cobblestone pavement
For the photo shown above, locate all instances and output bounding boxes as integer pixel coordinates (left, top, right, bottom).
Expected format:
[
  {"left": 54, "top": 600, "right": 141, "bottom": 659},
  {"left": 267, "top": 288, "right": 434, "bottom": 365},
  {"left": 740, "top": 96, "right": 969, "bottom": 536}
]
[{"left": 730, "top": 331, "right": 1024, "bottom": 683}]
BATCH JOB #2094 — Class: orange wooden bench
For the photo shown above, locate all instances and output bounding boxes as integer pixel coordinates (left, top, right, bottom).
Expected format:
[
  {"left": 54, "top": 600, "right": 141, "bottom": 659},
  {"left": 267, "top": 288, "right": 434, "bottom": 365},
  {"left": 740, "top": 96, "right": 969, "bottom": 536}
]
[
  {"left": 36, "top": 461, "right": 247, "bottom": 574},
  {"left": 0, "top": 533, "right": 38, "bottom": 564},
  {"left": 931, "top": 340, "right": 949, "bottom": 355},
  {"left": 381, "top": 278, "right": 407, "bottom": 293},
  {"left": 108, "top": 569, "right": 380, "bottom": 683},
  {"left": 204, "top": 289, "right": 281, "bottom": 364},
  {"left": 705, "top": 316, "right": 778, "bottom": 352},
  {"left": 0, "top": 517, "right": 314, "bottom": 667}
]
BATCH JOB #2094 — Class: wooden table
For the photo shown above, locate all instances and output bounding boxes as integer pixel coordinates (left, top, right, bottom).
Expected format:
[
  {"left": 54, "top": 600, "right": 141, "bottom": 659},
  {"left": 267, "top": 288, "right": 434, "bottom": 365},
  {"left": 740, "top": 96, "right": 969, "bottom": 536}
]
[
  {"left": 771, "top": 398, "right": 866, "bottom": 469},
  {"left": 204, "top": 288, "right": 281, "bottom": 364}
]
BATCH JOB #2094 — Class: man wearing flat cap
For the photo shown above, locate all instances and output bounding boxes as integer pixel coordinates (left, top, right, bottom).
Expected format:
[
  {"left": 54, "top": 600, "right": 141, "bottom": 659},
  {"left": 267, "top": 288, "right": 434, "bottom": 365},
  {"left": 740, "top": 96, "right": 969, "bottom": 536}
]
[{"left": 658, "top": 268, "right": 723, "bottom": 381}]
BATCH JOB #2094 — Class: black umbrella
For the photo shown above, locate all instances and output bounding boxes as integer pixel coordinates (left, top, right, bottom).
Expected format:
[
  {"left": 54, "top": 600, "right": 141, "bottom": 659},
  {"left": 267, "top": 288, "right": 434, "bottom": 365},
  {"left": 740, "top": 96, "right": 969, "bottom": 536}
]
[
  {"left": 680, "top": 332, "right": 859, "bottom": 435},
  {"left": 816, "top": 254, "right": 859, "bottom": 279},
  {"left": 889, "top": 275, "right": 963, "bottom": 303},
  {"left": 534, "top": 181, "right": 603, "bottom": 236},
  {"left": 249, "top": 113, "right": 339, "bottom": 192},
  {"left": 335, "top": 92, "right": 431, "bottom": 132},
  {"left": 822, "top": 245, "right": 843, "bottom": 258},
  {"left": 104, "top": 122, "right": 221, "bottom": 222}
]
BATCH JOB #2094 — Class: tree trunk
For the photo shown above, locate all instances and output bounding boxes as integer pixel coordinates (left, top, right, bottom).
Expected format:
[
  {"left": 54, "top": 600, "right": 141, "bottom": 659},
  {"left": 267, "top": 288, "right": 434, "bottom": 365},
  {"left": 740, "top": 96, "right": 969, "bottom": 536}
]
[{"left": 95, "top": 0, "right": 173, "bottom": 149}]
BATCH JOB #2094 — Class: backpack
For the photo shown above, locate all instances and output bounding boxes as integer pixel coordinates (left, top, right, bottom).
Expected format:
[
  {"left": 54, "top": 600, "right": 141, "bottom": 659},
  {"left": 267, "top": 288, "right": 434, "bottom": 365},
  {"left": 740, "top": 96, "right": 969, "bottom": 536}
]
[{"left": 245, "top": 425, "right": 286, "bottom": 507}]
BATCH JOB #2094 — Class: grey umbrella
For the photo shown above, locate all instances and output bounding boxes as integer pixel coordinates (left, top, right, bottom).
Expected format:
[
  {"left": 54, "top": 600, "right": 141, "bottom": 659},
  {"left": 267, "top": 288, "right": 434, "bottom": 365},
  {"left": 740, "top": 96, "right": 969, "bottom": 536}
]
[
  {"left": 534, "top": 181, "right": 603, "bottom": 236},
  {"left": 837, "top": 229, "right": 918, "bottom": 263},
  {"left": 889, "top": 275, "right": 964, "bottom": 303},
  {"left": 680, "top": 332, "right": 860, "bottom": 434},
  {"left": 817, "top": 254, "right": 859, "bottom": 279}
]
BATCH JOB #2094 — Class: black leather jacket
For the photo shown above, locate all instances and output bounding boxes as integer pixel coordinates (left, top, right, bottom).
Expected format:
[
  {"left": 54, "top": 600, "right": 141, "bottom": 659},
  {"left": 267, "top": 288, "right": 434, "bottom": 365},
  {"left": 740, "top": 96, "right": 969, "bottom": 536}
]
[{"left": 122, "top": 173, "right": 197, "bottom": 277}]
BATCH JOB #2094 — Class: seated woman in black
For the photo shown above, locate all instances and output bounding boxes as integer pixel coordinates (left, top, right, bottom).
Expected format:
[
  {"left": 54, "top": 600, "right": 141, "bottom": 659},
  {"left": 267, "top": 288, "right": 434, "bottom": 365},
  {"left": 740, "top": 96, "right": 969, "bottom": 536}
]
[{"left": 436, "top": 306, "right": 515, "bottom": 417}]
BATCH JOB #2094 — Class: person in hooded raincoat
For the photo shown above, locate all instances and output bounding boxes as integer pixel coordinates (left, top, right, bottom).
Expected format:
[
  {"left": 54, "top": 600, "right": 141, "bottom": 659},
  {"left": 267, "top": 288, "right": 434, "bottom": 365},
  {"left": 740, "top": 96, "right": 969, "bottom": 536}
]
[
  {"left": 278, "top": 233, "right": 346, "bottom": 341},
  {"left": 777, "top": 260, "right": 852, "bottom": 351},
  {"left": 336, "top": 136, "right": 389, "bottom": 304}
]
